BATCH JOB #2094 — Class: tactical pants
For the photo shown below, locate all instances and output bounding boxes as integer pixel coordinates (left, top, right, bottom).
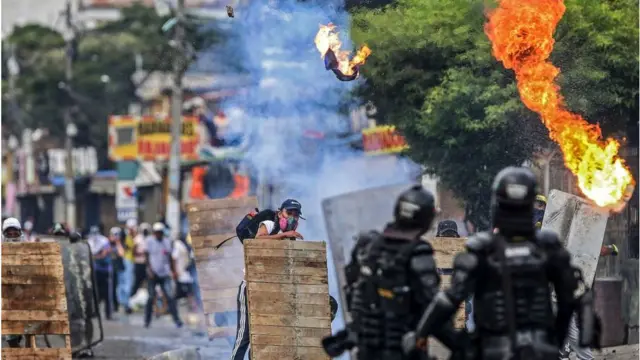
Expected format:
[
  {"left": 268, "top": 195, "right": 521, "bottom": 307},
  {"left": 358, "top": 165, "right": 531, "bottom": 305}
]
[{"left": 231, "top": 280, "right": 251, "bottom": 360}]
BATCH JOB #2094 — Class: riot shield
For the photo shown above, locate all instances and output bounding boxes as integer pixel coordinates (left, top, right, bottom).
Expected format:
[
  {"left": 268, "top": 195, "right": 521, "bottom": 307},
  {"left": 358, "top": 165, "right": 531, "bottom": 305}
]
[
  {"left": 186, "top": 197, "right": 257, "bottom": 353},
  {"left": 321, "top": 183, "right": 410, "bottom": 322},
  {"left": 48, "top": 237, "right": 104, "bottom": 354}
]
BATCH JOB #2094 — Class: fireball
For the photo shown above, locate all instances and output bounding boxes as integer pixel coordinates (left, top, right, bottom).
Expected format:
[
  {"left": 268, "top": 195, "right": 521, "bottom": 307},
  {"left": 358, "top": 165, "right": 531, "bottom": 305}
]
[
  {"left": 314, "top": 23, "right": 371, "bottom": 77},
  {"left": 485, "top": 0, "right": 635, "bottom": 209}
]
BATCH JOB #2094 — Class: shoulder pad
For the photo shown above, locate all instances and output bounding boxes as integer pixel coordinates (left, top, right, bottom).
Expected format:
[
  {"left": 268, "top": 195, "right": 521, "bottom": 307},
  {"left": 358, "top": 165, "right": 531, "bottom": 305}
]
[
  {"left": 535, "top": 229, "right": 562, "bottom": 248},
  {"left": 354, "top": 230, "right": 380, "bottom": 247},
  {"left": 413, "top": 241, "right": 434, "bottom": 254},
  {"left": 465, "top": 232, "right": 493, "bottom": 252}
]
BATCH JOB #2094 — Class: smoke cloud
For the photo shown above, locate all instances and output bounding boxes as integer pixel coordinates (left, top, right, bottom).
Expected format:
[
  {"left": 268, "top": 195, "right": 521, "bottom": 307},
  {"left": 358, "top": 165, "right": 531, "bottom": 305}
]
[{"left": 216, "top": 0, "right": 420, "bottom": 352}]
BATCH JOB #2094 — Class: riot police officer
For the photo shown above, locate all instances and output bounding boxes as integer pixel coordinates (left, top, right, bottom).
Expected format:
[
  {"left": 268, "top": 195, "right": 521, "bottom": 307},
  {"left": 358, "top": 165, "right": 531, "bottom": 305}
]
[
  {"left": 403, "top": 167, "right": 601, "bottom": 360},
  {"left": 323, "top": 184, "right": 460, "bottom": 360}
]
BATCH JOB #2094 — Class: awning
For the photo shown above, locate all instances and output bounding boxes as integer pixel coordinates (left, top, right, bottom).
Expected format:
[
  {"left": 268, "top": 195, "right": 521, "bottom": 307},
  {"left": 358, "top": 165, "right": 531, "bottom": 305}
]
[{"left": 135, "top": 161, "right": 163, "bottom": 187}]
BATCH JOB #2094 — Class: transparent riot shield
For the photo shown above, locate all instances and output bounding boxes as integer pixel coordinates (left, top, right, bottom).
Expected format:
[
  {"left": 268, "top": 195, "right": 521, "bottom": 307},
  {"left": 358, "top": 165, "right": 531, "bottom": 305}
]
[
  {"left": 46, "top": 237, "right": 104, "bottom": 354},
  {"left": 186, "top": 197, "right": 258, "bottom": 356},
  {"left": 321, "top": 183, "right": 410, "bottom": 322}
]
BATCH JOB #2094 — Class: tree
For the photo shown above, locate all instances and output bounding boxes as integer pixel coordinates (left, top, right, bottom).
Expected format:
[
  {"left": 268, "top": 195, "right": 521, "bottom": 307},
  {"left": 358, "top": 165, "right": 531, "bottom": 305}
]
[
  {"left": 350, "top": 0, "right": 638, "bottom": 230},
  {"left": 2, "top": 4, "right": 222, "bottom": 168}
]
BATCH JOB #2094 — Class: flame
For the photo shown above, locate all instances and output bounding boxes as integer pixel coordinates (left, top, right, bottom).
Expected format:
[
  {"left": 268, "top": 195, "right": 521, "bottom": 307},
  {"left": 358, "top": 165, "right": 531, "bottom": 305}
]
[
  {"left": 485, "top": 0, "right": 635, "bottom": 209},
  {"left": 314, "top": 23, "right": 372, "bottom": 76}
]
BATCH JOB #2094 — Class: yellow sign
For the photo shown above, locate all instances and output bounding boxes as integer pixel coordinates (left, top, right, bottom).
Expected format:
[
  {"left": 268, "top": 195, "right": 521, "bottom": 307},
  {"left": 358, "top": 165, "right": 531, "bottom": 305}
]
[
  {"left": 108, "top": 116, "right": 138, "bottom": 161},
  {"left": 108, "top": 116, "right": 200, "bottom": 161},
  {"left": 362, "top": 125, "right": 409, "bottom": 155}
]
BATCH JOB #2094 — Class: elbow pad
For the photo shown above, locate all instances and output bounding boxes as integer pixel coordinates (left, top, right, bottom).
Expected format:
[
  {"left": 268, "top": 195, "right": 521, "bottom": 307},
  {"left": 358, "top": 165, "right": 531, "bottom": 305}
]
[{"left": 416, "top": 292, "right": 458, "bottom": 338}]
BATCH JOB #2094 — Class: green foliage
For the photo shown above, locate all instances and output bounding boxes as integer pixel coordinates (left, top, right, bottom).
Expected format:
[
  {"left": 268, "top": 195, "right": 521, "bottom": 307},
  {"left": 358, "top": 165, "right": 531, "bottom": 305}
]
[
  {"left": 2, "top": 4, "right": 221, "bottom": 168},
  {"left": 350, "top": 0, "right": 638, "bottom": 230}
]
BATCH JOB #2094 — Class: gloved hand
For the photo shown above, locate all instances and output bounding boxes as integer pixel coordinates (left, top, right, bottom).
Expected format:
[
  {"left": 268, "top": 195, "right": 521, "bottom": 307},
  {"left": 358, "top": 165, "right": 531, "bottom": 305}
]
[{"left": 402, "top": 331, "right": 418, "bottom": 355}]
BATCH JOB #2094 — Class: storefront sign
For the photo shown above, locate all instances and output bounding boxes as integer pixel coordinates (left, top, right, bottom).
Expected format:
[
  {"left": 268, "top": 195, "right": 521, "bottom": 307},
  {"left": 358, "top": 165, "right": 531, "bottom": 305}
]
[
  {"left": 116, "top": 180, "right": 138, "bottom": 222},
  {"left": 137, "top": 117, "right": 199, "bottom": 161},
  {"left": 362, "top": 125, "right": 409, "bottom": 155},
  {"left": 108, "top": 116, "right": 138, "bottom": 161},
  {"left": 108, "top": 116, "right": 200, "bottom": 161}
]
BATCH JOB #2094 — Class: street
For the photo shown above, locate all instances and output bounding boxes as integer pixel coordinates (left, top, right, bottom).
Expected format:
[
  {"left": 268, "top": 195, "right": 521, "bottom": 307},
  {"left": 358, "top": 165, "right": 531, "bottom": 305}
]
[{"left": 90, "top": 313, "right": 228, "bottom": 360}]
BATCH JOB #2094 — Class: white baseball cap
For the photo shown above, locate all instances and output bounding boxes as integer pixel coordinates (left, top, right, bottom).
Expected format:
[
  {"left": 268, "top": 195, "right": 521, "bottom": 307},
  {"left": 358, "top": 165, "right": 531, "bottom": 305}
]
[
  {"left": 126, "top": 218, "right": 138, "bottom": 229},
  {"left": 152, "top": 222, "right": 165, "bottom": 232}
]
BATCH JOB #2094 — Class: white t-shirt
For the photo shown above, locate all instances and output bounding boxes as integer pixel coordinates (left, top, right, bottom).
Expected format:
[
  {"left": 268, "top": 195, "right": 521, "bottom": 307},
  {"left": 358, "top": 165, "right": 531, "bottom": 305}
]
[
  {"left": 87, "top": 235, "right": 110, "bottom": 256},
  {"left": 172, "top": 240, "right": 193, "bottom": 283},
  {"left": 133, "top": 234, "right": 147, "bottom": 264},
  {"left": 243, "top": 220, "right": 282, "bottom": 279}
]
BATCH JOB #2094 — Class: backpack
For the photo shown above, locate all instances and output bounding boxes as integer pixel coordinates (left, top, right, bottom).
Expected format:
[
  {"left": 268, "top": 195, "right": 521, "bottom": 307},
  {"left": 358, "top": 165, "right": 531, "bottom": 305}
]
[{"left": 236, "top": 208, "right": 280, "bottom": 243}]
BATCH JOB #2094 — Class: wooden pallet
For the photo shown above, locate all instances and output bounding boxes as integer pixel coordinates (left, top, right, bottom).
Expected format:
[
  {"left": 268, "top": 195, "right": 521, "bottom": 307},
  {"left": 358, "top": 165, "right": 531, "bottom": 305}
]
[
  {"left": 2, "top": 242, "right": 72, "bottom": 360},
  {"left": 186, "top": 197, "right": 258, "bottom": 339},
  {"left": 245, "top": 240, "right": 332, "bottom": 360},
  {"left": 431, "top": 237, "right": 467, "bottom": 329}
]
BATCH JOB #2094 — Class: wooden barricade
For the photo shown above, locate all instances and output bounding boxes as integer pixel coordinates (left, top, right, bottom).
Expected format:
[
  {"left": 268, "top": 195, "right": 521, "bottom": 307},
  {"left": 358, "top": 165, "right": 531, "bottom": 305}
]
[
  {"left": 1, "top": 242, "right": 72, "bottom": 360},
  {"left": 431, "top": 237, "right": 467, "bottom": 328},
  {"left": 244, "top": 240, "right": 332, "bottom": 360},
  {"left": 186, "top": 197, "right": 258, "bottom": 339}
]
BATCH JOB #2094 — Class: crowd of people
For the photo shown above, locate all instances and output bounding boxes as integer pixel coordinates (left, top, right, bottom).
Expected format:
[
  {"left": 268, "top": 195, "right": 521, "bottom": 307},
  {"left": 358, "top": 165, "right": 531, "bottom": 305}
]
[{"left": 1, "top": 216, "right": 201, "bottom": 330}]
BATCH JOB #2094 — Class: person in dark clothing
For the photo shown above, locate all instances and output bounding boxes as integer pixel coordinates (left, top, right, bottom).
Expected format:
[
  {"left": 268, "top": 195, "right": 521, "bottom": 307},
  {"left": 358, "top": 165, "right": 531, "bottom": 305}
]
[
  {"left": 323, "top": 185, "right": 460, "bottom": 360},
  {"left": 87, "top": 225, "right": 113, "bottom": 320},
  {"left": 436, "top": 220, "right": 460, "bottom": 238},
  {"left": 130, "top": 223, "right": 150, "bottom": 299},
  {"left": 231, "top": 199, "right": 305, "bottom": 360},
  {"left": 108, "top": 227, "right": 125, "bottom": 313},
  {"left": 404, "top": 167, "right": 602, "bottom": 360}
]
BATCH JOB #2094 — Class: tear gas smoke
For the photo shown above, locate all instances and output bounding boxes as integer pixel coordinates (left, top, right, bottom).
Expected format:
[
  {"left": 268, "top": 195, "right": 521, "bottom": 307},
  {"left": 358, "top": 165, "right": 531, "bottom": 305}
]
[{"left": 216, "top": 0, "right": 421, "bottom": 349}]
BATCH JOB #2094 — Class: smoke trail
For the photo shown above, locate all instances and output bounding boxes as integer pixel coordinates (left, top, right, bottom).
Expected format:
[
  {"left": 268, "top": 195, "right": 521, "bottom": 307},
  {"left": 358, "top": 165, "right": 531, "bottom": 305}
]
[{"left": 218, "top": 0, "right": 420, "bottom": 352}]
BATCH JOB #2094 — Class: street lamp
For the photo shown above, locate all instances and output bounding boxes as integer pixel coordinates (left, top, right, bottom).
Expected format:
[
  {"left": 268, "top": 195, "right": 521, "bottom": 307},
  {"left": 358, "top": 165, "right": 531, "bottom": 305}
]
[
  {"left": 100, "top": 74, "right": 110, "bottom": 84},
  {"left": 65, "top": 122, "right": 77, "bottom": 230}
]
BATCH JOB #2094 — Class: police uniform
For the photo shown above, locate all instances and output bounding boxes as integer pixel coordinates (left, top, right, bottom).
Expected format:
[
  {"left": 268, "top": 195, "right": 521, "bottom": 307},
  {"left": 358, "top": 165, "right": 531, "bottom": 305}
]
[
  {"left": 407, "top": 167, "right": 601, "bottom": 360},
  {"left": 324, "top": 185, "right": 460, "bottom": 360}
]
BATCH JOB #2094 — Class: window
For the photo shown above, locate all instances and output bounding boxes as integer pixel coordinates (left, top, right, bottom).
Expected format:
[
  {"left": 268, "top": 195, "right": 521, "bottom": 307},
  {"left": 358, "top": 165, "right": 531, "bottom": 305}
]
[{"left": 116, "top": 127, "right": 134, "bottom": 145}]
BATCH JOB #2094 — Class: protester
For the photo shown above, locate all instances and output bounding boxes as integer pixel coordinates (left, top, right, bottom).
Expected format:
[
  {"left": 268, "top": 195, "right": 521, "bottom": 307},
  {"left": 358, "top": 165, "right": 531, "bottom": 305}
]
[
  {"left": 108, "top": 227, "right": 125, "bottom": 314},
  {"left": 231, "top": 199, "right": 304, "bottom": 360},
  {"left": 172, "top": 235, "right": 197, "bottom": 312},
  {"left": 435, "top": 220, "right": 460, "bottom": 238},
  {"left": 2, "top": 218, "right": 25, "bottom": 347},
  {"left": 23, "top": 220, "right": 38, "bottom": 242},
  {"left": 121, "top": 219, "right": 138, "bottom": 314},
  {"left": 131, "top": 222, "right": 150, "bottom": 300},
  {"left": 88, "top": 225, "right": 113, "bottom": 320},
  {"left": 144, "top": 222, "right": 183, "bottom": 328}
]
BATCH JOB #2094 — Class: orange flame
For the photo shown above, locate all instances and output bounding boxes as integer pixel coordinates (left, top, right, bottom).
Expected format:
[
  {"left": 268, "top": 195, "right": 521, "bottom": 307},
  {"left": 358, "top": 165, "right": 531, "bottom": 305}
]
[
  {"left": 485, "top": 0, "right": 635, "bottom": 210},
  {"left": 314, "top": 23, "right": 372, "bottom": 76}
]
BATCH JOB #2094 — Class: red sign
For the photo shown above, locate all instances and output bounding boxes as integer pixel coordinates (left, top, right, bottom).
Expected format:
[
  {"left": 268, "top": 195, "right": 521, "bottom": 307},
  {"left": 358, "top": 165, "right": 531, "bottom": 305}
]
[{"left": 362, "top": 126, "right": 409, "bottom": 155}]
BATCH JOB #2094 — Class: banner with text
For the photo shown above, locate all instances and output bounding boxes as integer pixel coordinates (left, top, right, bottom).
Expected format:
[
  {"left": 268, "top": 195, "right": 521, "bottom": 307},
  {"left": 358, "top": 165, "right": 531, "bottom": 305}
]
[{"left": 108, "top": 116, "right": 200, "bottom": 161}]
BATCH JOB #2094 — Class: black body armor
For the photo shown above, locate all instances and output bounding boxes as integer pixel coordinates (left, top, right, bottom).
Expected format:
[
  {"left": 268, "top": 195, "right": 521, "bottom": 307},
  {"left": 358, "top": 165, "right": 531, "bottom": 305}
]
[
  {"left": 413, "top": 230, "right": 584, "bottom": 360},
  {"left": 326, "top": 226, "right": 458, "bottom": 360}
]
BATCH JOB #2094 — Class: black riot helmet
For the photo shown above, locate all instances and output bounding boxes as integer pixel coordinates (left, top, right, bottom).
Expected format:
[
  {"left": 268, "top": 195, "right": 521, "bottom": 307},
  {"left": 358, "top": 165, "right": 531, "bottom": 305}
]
[
  {"left": 393, "top": 184, "right": 436, "bottom": 233},
  {"left": 491, "top": 166, "right": 538, "bottom": 236},
  {"left": 68, "top": 231, "right": 82, "bottom": 243}
]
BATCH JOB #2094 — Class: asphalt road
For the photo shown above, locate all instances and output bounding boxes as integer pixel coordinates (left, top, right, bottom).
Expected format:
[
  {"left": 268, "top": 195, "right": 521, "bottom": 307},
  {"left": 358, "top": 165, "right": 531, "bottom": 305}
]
[{"left": 89, "top": 312, "right": 230, "bottom": 360}]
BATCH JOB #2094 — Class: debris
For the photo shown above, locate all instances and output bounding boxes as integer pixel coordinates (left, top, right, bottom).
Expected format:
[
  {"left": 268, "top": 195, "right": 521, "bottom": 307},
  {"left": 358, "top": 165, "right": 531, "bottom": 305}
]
[{"left": 226, "top": 5, "right": 234, "bottom": 18}]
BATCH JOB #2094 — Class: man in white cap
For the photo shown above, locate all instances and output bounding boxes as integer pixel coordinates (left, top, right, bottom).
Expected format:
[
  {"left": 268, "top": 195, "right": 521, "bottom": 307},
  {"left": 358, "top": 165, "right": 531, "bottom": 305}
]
[
  {"left": 144, "top": 222, "right": 183, "bottom": 328},
  {"left": 2, "top": 217, "right": 27, "bottom": 347},
  {"left": 2, "top": 217, "right": 23, "bottom": 243}
]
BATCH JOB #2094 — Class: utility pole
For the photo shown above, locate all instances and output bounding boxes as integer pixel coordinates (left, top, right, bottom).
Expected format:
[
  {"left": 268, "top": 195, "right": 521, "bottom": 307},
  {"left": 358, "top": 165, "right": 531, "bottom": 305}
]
[
  {"left": 63, "top": 0, "right": 77, "bottom": 230},
  {"left": 166, "top": 0, "right": 186, "bottom": 240}
]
